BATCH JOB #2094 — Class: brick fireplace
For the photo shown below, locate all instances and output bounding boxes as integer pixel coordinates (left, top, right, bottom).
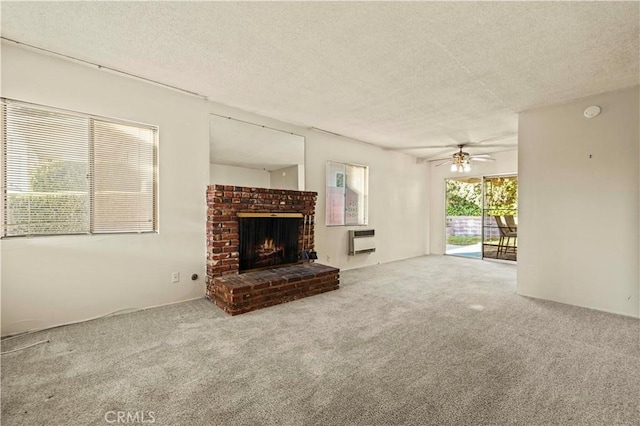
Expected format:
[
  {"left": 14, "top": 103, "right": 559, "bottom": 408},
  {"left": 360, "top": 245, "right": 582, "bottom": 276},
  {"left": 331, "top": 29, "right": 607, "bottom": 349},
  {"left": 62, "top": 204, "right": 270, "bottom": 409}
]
[{"left": 206, "top": 185, "right": 340, "bottom": 315}]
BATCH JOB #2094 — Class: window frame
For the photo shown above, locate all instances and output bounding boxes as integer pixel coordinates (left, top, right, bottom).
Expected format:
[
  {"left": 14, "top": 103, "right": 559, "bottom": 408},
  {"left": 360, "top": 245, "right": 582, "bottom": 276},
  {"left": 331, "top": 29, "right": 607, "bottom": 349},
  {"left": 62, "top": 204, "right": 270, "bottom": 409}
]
[
  {"left": 325, "top": 160, "right": 369, "bottom": 227},
  {"left": 1, "top": 98, "right": 159, "bottom": 238}
]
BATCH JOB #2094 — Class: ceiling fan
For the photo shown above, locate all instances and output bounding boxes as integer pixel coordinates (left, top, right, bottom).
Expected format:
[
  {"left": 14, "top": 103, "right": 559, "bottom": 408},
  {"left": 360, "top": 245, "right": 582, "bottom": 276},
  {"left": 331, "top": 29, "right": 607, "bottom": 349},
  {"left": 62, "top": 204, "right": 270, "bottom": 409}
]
[
  {"left": 384, "top": 132, "right": 517, "bottom": 152},
  {"left": 434, "top": 145, "right": 495, "bottom": 172}
]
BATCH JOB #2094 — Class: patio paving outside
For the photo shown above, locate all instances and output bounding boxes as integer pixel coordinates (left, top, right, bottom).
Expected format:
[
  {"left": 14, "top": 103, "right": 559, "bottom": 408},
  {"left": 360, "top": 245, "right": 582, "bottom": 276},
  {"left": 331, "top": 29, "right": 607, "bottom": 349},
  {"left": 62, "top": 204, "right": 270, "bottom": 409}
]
[{"left": 446, "top": 242, "right": 517, "bottom": 262}]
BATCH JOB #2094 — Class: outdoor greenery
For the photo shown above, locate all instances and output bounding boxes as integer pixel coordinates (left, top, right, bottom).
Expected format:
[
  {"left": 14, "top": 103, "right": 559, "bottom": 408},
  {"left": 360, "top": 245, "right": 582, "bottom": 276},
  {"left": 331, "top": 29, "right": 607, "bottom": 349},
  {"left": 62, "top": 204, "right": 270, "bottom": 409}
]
[
  {"left": 7, "top": 193, "right": 89, "bottom": 235},
  {"left": 6, "top": 160, "right": 89, "bottom": 236},
  {"left": 446, "top": 235, "right": 481, "bottom": 245},
  {"left": 446, "top": 177, "right": 518, "bottom": 217},
  {"left": 445, "top": 180, "right": 482, "bottom": 216},
  {"left": 484, "top": 177, "right": 518, "bottom": 216},
  {"left": 31, "top": 160, "right": 87, "bottom": 192},
  {"left": 446, "top": 177, "right": 518, "bottom": 247},
  {"left": 446, "top": 235, "right": 509, "bottom": 246}
]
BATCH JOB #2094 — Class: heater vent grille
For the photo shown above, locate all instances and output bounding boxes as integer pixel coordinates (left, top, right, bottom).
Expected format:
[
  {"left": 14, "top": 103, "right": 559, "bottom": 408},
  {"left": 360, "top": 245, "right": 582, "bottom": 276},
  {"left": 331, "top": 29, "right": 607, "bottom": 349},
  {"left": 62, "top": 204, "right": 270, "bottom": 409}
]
[{"left": 349, "top": 229, "right": 376, "bottom": 255}]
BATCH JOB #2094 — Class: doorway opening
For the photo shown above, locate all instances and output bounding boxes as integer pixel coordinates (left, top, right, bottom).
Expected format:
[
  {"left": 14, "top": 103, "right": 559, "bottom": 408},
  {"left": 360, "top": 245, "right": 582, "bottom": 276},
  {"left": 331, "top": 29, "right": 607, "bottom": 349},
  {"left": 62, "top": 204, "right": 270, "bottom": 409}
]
[
  {"left": 445, "top": 177, "right": 482, "bottom": 259},
  {"left": 445, "top": 175, "right": 518, "bottom": 262}
]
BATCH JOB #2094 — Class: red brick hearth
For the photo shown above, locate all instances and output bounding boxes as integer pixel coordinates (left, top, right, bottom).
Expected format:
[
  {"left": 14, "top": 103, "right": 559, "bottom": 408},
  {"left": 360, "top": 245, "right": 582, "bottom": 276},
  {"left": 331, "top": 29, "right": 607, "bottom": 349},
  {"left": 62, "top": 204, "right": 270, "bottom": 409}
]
[
  {"left": 212, "top": 263, "right": 339, "bottom": 315},
  {"left": 206, "top": 185, "right": 340, "bottom": 314}
]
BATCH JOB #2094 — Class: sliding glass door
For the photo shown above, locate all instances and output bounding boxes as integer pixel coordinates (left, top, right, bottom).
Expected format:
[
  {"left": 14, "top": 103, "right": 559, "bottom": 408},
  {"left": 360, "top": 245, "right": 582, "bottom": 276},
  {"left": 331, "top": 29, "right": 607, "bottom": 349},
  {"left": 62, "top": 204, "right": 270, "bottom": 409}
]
[{"left": 445, "top": 175, "right": 518, "bottom": 262}]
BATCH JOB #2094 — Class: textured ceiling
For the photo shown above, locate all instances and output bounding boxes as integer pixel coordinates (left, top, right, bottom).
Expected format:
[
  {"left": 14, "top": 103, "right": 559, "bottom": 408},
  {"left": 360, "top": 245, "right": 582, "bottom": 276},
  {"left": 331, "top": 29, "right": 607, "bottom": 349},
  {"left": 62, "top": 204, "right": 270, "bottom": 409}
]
[{"left": 2, "top": 2, "right": 638, "bottom": 159}]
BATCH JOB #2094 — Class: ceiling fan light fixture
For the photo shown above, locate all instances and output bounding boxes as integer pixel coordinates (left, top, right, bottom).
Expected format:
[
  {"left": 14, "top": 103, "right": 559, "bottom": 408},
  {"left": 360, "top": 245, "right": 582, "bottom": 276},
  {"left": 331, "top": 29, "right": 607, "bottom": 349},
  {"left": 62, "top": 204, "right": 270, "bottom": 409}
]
[
  {"left": 449, "top": 146, "right": 472, "bottom": 173},
  {"left": 434, "top": 144, "right": 494, "bottom": 170},
  {"left": 452, "top": 161, "right": 468, "bottom": 173}
]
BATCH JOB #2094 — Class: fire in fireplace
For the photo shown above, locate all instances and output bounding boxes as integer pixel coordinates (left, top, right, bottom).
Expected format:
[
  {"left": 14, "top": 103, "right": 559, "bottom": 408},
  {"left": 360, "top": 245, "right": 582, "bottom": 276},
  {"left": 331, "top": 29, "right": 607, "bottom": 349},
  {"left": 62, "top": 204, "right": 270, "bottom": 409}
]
[{"left": 238, "top": 213, "right": 303, "bottom": 272}]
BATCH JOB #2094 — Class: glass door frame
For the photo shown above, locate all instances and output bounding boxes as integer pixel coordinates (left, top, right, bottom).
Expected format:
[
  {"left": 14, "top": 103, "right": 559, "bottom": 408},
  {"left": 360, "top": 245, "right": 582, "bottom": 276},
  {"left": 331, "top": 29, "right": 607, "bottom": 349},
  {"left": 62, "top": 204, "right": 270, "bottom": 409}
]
[
  {"left": 481, "top": 174, "right": 518, "bottom": 263},
  {"left": 444, "top": 173, "right": 518, "bottom": 263}
]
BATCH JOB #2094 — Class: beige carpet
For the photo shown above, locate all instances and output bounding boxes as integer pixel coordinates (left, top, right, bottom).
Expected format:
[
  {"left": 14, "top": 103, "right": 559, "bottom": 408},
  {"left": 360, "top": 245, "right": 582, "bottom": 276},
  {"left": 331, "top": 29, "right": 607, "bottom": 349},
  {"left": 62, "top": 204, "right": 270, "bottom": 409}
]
[{"left": 2, "top": 255, "right": 639, "bottom": 425}]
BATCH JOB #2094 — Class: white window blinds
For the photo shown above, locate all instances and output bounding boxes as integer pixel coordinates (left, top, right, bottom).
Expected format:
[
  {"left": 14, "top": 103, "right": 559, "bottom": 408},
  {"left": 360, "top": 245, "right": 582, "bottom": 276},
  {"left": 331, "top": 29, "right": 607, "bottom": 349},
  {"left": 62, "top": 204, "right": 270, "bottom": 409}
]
[
  {"left": 92, "top": 120, "right": 157, "bottom": 233},
  {"left": 1, "top": 99, "right": 158, "bottom": 237}
]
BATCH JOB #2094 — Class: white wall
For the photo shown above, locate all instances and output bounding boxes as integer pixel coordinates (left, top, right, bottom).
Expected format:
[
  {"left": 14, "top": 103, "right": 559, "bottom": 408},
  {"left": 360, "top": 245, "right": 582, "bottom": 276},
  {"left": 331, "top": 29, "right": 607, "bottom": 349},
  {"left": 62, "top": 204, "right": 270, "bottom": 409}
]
[
  {"left": 518, "top": 86, "right": 639, "bottom": 318},
  {"left": 1, "top": 43, "right": 430, "bottom": 335},
  {"left": 205, "top": 102, "right": 431, "bottom": 271},
  {"left": 270, "top": 164, "right": 300, "bottom": 190},
  {"left": 306, "top": 134, "right": 429, "bottom": 270},
  {"left": 428, "top": 150, "right": 518, "bottom": 255},
  {"left": 1, "top": 43, "right": 210, "bottom": 335},
  {"left": 210, "top": 163, "right": 270, "bottom": 188}
]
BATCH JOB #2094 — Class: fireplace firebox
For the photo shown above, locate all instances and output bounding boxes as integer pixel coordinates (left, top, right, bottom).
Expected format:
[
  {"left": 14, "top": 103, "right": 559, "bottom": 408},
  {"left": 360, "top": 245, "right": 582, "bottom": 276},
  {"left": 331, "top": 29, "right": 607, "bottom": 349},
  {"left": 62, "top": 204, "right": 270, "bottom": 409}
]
[{"left": 238, "top": 213, "right": 303, "bottom": 272}]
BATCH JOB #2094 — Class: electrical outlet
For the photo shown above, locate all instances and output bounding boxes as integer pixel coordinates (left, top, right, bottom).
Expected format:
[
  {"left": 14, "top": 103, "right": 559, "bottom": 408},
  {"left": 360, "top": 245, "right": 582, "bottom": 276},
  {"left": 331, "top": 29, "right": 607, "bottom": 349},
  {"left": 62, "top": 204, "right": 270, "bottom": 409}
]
[
  {"left": 327, "top": 255, "right": 331, "bottom": 262},
  {"left": 171, "top": 272, "right": 180, "bottom": 283}
]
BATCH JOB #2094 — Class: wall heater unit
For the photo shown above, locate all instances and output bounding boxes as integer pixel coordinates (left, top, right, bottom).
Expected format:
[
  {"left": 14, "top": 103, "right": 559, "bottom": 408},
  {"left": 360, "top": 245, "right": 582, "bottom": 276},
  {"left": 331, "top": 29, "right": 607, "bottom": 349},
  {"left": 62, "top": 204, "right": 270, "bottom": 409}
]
[{"left": 349, "top": 229, "right": 376, "bottom": 255}]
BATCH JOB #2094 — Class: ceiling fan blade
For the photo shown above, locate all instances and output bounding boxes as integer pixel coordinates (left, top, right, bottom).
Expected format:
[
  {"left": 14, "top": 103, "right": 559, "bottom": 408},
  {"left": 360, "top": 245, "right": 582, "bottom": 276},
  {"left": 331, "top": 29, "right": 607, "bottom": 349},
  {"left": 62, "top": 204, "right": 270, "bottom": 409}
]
[
  {"left": 434, "top": 159, "right": 453, "bottom": 167},
  {"left": 470, "top": 157, "right": 496, "bottom": 162},
  {"left": 469, "top": 154, "right": 492, "bottom": 158},
  {"left": 385, "top": 144, "right": 457, "bottom": 151},
  {"left": 467, "top": 143, "right": 516, "bottom": 148}
]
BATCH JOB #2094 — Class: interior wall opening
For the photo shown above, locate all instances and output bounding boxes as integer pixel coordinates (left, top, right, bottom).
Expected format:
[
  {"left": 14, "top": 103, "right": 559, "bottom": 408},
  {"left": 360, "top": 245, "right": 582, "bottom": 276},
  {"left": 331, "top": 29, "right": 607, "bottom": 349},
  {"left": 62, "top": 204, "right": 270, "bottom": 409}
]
[{"left": 445, "top": 177, "right": 483, "bottom": 259}]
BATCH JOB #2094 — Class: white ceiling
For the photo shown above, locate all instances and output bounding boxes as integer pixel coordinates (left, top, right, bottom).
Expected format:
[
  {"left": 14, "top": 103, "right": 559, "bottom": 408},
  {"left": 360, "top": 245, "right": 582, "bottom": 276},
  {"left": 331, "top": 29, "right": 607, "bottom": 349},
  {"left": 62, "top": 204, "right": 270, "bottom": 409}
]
[{"left": 2, "top": 2, "right": 638, "bottom": 159}]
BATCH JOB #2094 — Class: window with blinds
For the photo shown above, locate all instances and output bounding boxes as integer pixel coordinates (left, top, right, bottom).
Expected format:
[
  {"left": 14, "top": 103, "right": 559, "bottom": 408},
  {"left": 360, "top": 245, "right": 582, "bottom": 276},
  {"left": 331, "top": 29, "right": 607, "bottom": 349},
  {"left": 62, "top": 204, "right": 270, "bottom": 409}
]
[{"left": 1, "top": 99, "right": 158, "bottom": 237}]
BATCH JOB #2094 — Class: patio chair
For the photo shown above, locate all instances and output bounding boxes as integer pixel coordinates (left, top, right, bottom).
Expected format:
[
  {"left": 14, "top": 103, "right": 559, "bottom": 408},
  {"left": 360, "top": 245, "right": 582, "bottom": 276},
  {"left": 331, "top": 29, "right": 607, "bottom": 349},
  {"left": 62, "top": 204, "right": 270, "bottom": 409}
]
[
  {"left": 504, "top": 215, "right": 518, "bottom": 232},
  {"left": 494, "top": 216, "right": 517, "bottom": 256}
]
